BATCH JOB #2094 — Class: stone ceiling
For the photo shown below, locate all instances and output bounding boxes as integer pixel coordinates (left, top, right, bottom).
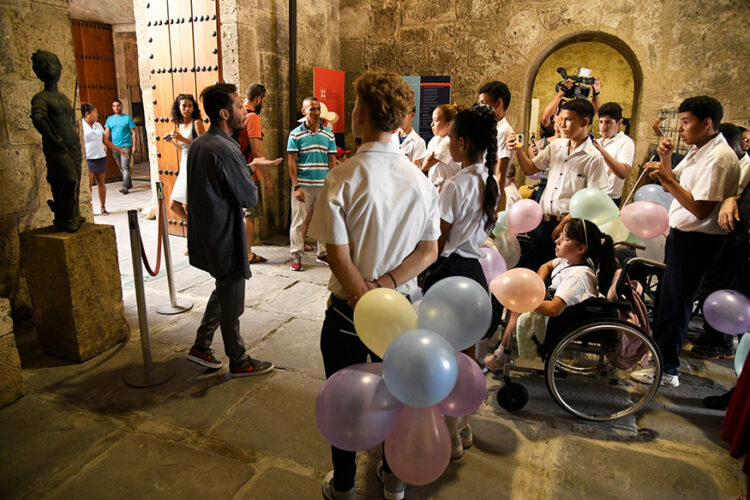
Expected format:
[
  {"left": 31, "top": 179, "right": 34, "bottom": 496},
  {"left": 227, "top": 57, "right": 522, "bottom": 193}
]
[{"left": 69, "top": 0, "right": 134, "bottom": 25}]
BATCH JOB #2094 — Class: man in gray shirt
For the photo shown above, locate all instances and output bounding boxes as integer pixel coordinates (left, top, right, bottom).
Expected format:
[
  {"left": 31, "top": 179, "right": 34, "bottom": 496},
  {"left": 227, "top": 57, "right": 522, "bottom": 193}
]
[{"left": 186, "top": 83, "right": 274, "bottom": 377}]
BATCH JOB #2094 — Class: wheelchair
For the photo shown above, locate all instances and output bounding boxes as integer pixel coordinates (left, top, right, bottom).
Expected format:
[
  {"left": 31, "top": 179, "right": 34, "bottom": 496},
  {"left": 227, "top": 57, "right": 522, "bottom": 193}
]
[{"left": 494, "top": 256, "right": 666, "bottom": 422}]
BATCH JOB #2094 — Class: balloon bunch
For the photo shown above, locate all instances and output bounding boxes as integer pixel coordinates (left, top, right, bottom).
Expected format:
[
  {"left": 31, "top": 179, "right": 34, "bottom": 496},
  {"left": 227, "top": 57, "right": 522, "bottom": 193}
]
[
  {"left": 315, "top": 277, "right": 490, "bottom": 486},
  {"left": 568, "top": 186, "right": 672, "bottom": 242}
]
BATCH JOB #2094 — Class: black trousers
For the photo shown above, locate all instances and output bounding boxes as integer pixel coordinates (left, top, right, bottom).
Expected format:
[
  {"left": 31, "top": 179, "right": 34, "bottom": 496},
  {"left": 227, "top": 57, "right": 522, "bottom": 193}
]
[
  {"left": 320, "top": 295, "right": 388, "bottom": 491},
  {"left": 530, "top": 219, "right": 560, "bottom": 270},
  {"left": 653, "top": 229, "right": 724, "bottom": 375},
  {"left": 194, "top": 272, "right": 247, "bottom": 364}
]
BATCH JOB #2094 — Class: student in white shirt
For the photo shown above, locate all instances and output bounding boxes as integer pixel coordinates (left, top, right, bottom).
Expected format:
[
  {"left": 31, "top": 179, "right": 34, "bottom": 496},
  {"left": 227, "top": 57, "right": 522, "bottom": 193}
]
[
  {"left": 509, "top": 98, "right": 610, "bottom": 269},
  {"left": 690, "top": 123, "right": 748, "bottom": 360},
  {"left": 592, "top": 102, "right": 635, "bottom": 207},
  {"left": 420, "top": 104, "right": 501, "bottom": 460},
  {"left": 478, "top": 80, "right": 514, "bottom": 210},
  {"left": 631, "top": 96, "right": 740, "bottom": 388},
  {"left": 421, "top": 104, "right": 461, "bottom": 189},
  {"left": 504, "top": 164, "right": 522, "bottom": 210},
  {"left": 390, "top": 106, "right": 426, "bottom": 167},
  {"left": 309, "top": 70, "right": 440, "bottom": 500},
  {"left": 485, "top": 218, "right": 616, "bottom": 369}
]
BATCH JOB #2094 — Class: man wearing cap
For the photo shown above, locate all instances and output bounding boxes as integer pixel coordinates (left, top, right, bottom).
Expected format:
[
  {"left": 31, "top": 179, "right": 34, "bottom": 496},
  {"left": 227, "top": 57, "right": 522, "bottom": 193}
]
[{"left": 287, "top": 96, "right": 337, "bottom": 271}]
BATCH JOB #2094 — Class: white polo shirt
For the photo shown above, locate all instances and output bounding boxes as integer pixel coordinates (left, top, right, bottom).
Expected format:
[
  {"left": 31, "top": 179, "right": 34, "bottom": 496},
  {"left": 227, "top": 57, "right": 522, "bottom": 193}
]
[
  {"left": 308, "top": 141, "right": 440, "bottom": 298},
  {"left": 391, "top": 128, "right": 427, "bottom": 164},
  {"left": 668, "top": 133, "right": 740, "bottom": 234},
  {"left": 439, "top": 163, "right": 499, "bottom": 259},
  {"left": 737, "top": 153, "right": 749, "bottom": 195},
  {"left": 532, "top": 136, "right": 610, "bottom": 215},
  {"left": 504, "top": 180, "right": 522, "bottom": 210},
  {"left": 496, "top": 117, "right": 515, "bottom": 165},
  {"left": 597, "top": 131, "right": 635, "bottom": 199},
  {"left": 426, "top": 135, "right": 461, "bottom": 186},
  {"left": 550, "top": 258, "right": 599, "bottom": 307},
  {"left": 82, "top": 119, "right": 106, "bottom": 160}
]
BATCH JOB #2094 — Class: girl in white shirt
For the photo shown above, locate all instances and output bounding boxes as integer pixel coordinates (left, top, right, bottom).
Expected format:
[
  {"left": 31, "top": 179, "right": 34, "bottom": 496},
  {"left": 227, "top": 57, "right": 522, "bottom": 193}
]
[
  {"left": 421, "top": 104, "right": 501, "bottom": 460},
  {"left": 81, "top": 102, "right": 115, "bottom": 215},
  {"left": 421, "top": 104, "right": 461, "bottom": 190},
  {"left": 485, "top": 218, "right": 617, "bottom": 369}
]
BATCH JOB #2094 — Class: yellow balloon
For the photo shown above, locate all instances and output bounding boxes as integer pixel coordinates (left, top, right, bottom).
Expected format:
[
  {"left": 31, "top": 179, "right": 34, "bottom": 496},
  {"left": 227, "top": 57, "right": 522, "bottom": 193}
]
[
  {"left": 353, "top": 289, "right": 417, "bottom": 358},
  {"left": 598, "top": 216, "right": 630, "bottom": 243}
]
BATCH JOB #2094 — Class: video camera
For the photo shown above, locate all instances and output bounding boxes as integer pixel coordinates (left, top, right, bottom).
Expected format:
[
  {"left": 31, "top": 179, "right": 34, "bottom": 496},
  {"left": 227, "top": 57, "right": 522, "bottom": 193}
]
[{"left": 555, "top": 67, "right": 595, "bottom": 100}]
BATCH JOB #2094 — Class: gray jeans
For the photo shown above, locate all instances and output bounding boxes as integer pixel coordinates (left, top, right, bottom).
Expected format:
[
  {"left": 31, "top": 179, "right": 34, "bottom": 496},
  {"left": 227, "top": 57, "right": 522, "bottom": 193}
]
[
  {"left": 112, "top": 147, "right": 132, "bottom": 189},
  {"left": 194, "top": 273, "right": 247, "bottom": 364}
]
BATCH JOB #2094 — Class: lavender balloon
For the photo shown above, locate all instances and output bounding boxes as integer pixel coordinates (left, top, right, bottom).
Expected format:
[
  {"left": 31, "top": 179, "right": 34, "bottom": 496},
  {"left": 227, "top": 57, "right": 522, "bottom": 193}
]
[
  {"left": 634, "top": 184, "right": 675, "bottom": 211},
  {"left": 315, "top": 363, "right": 402, "bottom": 451},
  {"left": 479, "top": 246, "right": 507, "bottom": 283},
  {"left": 704, "top": 290, "right": 750, "bottom": 335},
  {"left": 438, "top": 352, "right": 487, "bottom": 417}
]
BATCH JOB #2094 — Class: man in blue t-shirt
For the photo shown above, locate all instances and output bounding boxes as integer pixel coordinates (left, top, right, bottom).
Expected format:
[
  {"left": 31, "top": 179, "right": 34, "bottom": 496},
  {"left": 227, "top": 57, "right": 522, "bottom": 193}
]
[
  {"left": 104, "top": 98, "right": 137, "bottom": 194},
  {"left": 286, "top": 96, "right": 337, "bottom": 271}
]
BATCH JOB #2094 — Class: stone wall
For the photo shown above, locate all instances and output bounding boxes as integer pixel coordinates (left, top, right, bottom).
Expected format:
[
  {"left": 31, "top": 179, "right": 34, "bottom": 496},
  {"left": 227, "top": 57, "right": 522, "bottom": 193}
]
[
  {"left": 0, "top": 0, "right": 94, "bottom": 318},
  {"left": 217, "top": 0, "right": 340, "bottom": 235},
  {"left": 340, "top": 0, "right": 750, "bottom": 192}
]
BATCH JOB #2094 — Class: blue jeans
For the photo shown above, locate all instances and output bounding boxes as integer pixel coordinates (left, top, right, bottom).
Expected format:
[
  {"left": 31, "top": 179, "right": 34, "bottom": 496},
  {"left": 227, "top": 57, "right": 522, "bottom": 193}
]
[{"left": 112, "top": 147, "right": 132, "bottom": 189}]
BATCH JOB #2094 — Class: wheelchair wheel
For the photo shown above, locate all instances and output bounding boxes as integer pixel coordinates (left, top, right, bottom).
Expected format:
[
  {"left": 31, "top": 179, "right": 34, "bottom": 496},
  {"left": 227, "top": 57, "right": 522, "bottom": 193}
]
[
  {"left": 545, "top": 320, "right": 662, "bottom": 421},
  {"left": 497, "top": 380, "right": 529, "bottom": 412}
]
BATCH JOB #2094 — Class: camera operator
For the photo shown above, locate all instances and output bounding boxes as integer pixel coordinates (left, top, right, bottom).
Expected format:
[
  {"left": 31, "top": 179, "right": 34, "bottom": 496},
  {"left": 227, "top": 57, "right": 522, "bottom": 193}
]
[
  {"left": 592, "top": 102, "right": 635, "bottom": 207},
  {"left": 540, "top": 74, "right": 600, "bottom": 139}
]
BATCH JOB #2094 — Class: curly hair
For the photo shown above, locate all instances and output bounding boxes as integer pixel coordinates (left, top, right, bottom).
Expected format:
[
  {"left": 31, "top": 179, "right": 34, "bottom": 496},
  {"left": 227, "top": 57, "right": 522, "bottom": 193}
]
[
  {"left": 171, "top": 94, "right": 202, "bottom": 124},
  {"left": 353, "top": 71, "right": 414, "bottom": 132},
  {"left": 451, "top": 104, "right": 500, "bottom": 233}
]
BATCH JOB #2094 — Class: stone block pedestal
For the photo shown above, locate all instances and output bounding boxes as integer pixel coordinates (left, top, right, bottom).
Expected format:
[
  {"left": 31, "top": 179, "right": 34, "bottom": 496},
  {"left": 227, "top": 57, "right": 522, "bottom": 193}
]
[
  {"left": 0, "top": 298, "right": 23, "bottom": 407},
  {"left": 20, "top": 223, "right": 129, "bottom": 362}
]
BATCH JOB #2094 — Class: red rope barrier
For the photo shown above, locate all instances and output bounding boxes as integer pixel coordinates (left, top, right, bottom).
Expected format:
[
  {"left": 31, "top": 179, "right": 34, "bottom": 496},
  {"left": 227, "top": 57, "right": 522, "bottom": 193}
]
[{"left": 140, "top": 197, "right": 164, "bottom": 277}]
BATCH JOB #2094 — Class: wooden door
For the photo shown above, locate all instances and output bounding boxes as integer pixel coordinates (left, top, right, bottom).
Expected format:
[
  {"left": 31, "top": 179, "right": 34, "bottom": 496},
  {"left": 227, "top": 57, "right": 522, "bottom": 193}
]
[
  {"left": 71, "top": 20, "right": 120, "bottom": 181},
  {"left": 144, "top": 0, "right": 221, "bottom": 236}
]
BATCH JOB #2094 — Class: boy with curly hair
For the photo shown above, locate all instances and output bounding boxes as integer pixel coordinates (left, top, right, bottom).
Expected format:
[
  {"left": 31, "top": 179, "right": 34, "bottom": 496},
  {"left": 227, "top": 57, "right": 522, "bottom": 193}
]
[{"left": 309, "top": 71, "right": 440, "bottom": 500}]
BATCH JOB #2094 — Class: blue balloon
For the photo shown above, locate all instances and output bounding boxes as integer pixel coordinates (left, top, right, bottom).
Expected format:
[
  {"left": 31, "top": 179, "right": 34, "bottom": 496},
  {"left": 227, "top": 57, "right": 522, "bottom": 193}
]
[
  {"left": 382, "top": 329, "right": 458, "bottom": 407},
  {"left": 634, "top": 184, "right": 675, "bottom": 212},
  {"left": 736, "top": 333, "right": 750, "bottom": 377},
  {"left": 418, "top": 276, "right": 492, "bottom": 350}
]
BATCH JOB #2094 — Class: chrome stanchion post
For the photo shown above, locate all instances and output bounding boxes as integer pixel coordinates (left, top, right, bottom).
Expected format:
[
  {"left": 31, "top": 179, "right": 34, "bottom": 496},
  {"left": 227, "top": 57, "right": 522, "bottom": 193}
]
[
  {"left": 123, "top": 210, "right": 175, "bottom": 388},
  {"left": 154, "top": 181, "right": 193, "bottom": 315}
]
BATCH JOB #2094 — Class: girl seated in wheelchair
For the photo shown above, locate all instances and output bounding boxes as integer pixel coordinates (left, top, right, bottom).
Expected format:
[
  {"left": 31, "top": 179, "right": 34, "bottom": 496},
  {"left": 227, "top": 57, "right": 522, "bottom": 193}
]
[{"left": 484, "top": 217, "right": 617, "bottom": 370}]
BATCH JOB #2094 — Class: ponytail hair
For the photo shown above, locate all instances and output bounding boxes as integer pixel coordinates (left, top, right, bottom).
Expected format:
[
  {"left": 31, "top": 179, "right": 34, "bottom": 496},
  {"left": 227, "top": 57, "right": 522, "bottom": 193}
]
[
  {"left": 436, "top": 104, "right": 458, "bottom": 123},
  {"left": 563, "top": 218, "right": 618, "bottom": 292},
  {"left": 451, "top": 104, "right": 500, "bottom": 233}
]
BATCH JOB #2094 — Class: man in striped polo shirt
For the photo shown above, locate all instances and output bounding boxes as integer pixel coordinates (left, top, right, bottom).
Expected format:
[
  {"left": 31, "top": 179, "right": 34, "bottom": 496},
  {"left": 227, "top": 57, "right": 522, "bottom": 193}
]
[{"left": 287, "top": 96, "right": 337, "bottom": 271}]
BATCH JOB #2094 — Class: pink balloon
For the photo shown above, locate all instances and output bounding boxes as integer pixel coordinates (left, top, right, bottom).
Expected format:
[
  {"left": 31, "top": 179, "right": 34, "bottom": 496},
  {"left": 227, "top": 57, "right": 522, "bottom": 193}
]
[
  {"left": 479, "top": 246, "right": 507, "bottom": 283},
  {"left": 438, "top": 352, "right": 487, "bottom": 417},
  {"left": 385, "top": 405, "right": 451, "bottom": 486},
  {"left": 315, "top": 363, "right": 403, "bottom": 451},
  {"left": 620, "top": 201, "right": 669, "bottom": 239},
  {"left": 507, "top": 199, "right": 543, "bottom": 233},
  {"left": 490, "top": 268, "right": 546, "bottom": 313}
]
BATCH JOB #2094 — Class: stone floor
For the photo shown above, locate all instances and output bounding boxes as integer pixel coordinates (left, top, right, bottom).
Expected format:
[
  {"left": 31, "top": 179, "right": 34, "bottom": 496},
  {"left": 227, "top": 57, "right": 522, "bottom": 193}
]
[{"left": 1, "top": 181, "right": 745, "bottom": 499}]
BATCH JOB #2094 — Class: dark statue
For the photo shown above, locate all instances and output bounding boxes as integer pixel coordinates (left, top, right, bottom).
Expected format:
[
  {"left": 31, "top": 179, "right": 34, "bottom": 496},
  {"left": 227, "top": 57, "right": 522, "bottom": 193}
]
[{"left": 30, "top": 50, "right": 84, "bottom": 232}]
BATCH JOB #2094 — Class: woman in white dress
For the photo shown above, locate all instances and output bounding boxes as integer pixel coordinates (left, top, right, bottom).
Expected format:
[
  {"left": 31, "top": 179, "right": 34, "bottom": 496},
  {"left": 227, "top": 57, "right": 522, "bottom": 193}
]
[{"left": 165, "top": 94, "right": 205, "bottom": 222}]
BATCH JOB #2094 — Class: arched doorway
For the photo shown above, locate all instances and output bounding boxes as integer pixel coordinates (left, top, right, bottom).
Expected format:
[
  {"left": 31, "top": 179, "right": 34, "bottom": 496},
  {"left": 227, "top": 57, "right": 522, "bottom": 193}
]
[{"left": 523, "top": 31, "right": 643, "bottom": 148}]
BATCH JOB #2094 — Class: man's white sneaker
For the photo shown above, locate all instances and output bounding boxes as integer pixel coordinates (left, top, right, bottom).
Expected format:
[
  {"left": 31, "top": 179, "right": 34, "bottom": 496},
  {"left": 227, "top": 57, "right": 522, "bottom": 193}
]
[{"left": 631, "top": 369, "right": 679, "bottom": 387}]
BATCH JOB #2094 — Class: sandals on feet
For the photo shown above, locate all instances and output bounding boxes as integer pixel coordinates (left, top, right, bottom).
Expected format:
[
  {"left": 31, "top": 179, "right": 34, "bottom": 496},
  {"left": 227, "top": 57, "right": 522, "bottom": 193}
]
[
  {"left": 249, "top": 253, "right": 268, "bottom": 264},
  {"left": 100, "top": 207, "right": 110, "bottom": 216}
]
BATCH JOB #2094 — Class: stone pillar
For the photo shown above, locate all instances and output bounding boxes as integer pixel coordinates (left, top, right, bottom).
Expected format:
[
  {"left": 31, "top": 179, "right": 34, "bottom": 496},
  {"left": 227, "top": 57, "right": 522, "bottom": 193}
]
[
  {"left": 0, "top": 298, "right": 24, "bottom": 408},
  {"left": 20, "top": 223, "right": 129, "bottom": 362}
]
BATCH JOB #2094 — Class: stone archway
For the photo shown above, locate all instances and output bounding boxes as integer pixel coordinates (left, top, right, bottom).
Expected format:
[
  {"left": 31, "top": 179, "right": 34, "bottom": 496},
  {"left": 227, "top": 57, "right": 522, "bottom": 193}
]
[{"left": 522, "top": 31, "right": 644, "bottom": 146}]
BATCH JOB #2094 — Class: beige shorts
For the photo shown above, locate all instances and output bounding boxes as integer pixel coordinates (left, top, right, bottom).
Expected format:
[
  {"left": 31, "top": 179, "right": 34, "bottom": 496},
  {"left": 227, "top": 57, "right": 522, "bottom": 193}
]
[{"left": 243, "top": 180, "right": 263, "bottom": 219}]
